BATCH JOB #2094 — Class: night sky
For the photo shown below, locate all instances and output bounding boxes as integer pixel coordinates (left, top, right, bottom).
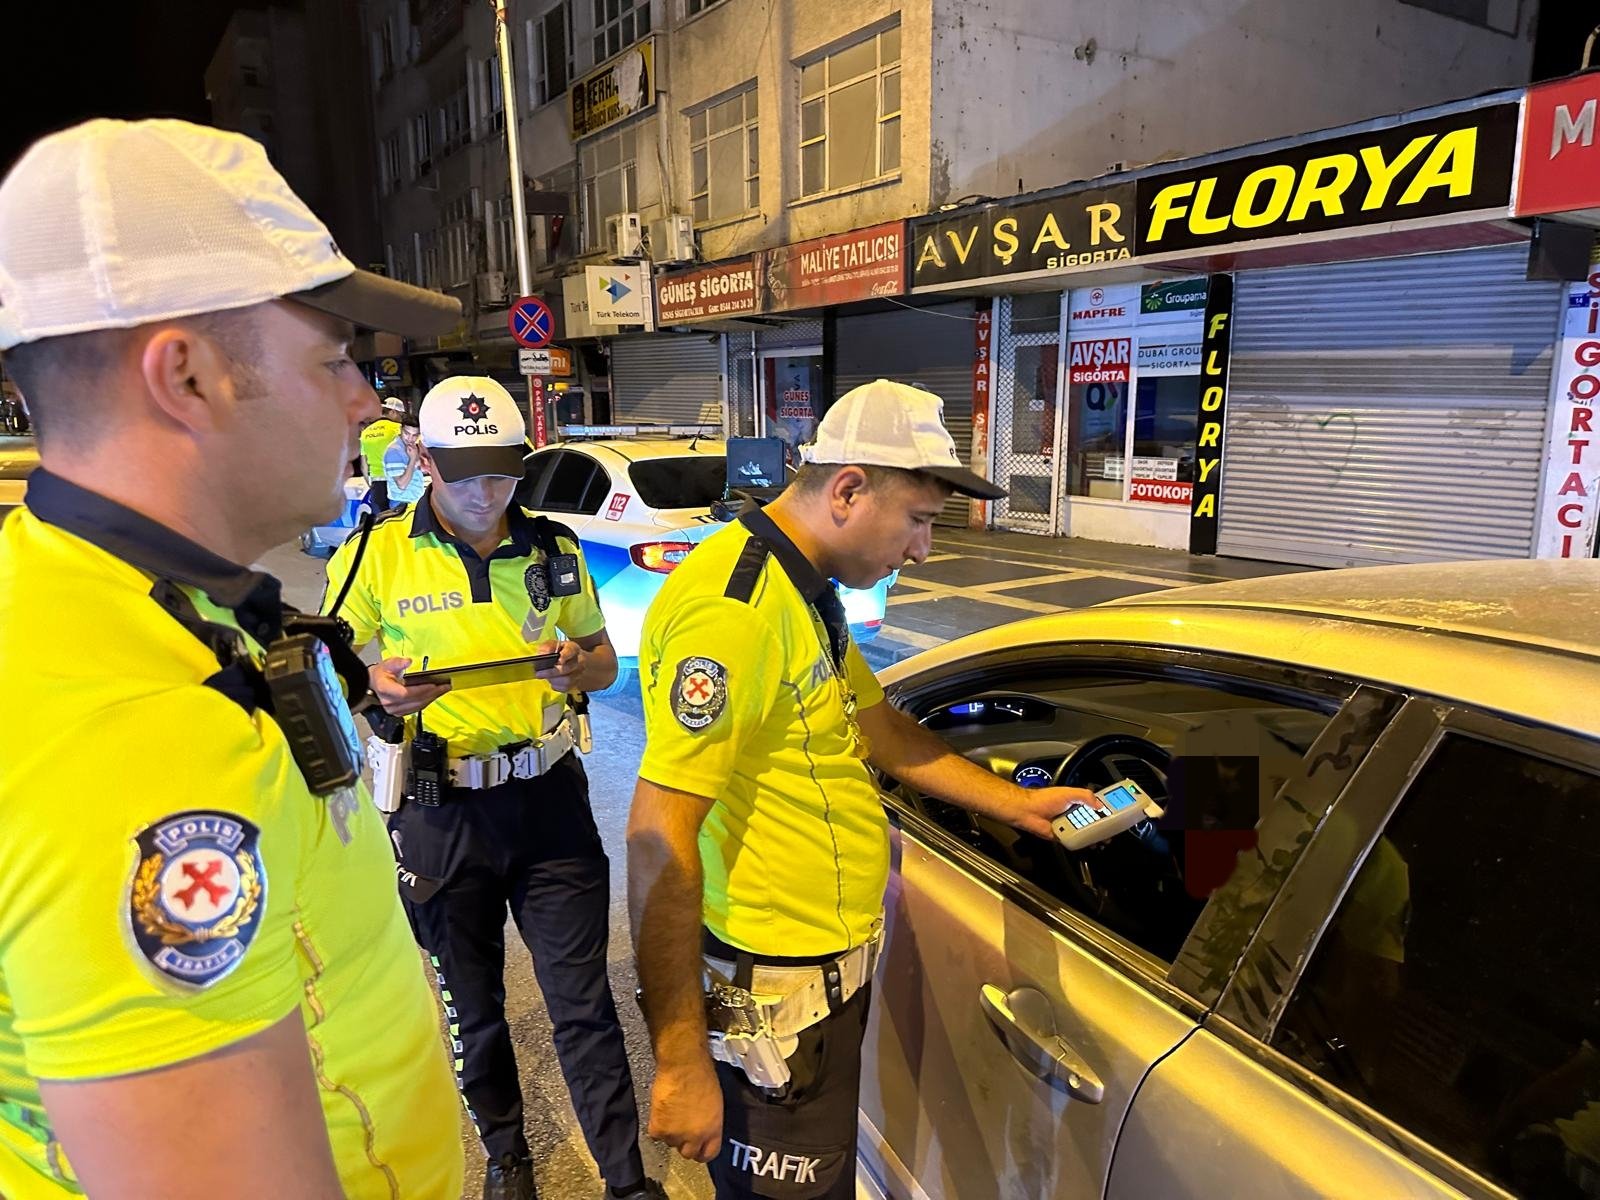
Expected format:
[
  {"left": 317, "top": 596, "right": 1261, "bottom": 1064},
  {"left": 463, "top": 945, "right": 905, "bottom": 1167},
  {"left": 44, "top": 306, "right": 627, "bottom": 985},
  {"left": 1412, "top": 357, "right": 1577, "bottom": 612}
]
[{"left": 0, "top": 3, "right": 262, "bottom": 175}]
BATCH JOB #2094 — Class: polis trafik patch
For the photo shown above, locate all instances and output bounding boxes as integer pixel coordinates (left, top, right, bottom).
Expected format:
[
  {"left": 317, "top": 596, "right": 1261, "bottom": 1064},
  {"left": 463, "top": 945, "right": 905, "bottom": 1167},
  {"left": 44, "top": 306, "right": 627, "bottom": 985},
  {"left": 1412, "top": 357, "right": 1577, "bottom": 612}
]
[{"left": 672, "top": 657, "right": 727, "bottom": 731}]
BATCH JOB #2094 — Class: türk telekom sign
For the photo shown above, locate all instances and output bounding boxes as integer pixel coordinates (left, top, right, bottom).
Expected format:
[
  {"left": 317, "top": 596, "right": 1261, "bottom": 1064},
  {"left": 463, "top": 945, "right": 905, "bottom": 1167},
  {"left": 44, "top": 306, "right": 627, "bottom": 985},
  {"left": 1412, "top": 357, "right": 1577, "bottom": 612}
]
[
  {"left": 1537, "top": 273, "right": 1600, "bottom": 559},
  {"left": 1516, "top": 75, "right": 1600, "bottom": 218}
]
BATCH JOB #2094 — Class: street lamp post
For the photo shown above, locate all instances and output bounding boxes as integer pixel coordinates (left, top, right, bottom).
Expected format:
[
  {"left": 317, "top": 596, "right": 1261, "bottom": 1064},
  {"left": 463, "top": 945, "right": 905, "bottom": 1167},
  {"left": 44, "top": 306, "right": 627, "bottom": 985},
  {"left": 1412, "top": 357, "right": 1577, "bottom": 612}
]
[{"left": 492, "top": 0, "right": 553, "bottom": 445}]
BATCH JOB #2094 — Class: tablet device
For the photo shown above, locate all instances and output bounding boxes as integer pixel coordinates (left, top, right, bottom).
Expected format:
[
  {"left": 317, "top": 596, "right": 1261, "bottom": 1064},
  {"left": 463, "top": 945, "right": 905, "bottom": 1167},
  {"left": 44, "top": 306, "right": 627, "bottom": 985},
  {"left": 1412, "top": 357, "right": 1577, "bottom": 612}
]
[{"left": 405, "top": 652, "right": 560, "bottom": 690}]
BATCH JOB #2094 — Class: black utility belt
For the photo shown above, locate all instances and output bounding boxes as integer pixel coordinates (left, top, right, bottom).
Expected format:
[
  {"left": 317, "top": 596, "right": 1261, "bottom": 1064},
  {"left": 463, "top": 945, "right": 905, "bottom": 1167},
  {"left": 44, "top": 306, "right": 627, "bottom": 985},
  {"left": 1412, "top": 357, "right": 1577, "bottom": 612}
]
[{"left": 408, "top": 721, "right": 576, "bottom": 803}]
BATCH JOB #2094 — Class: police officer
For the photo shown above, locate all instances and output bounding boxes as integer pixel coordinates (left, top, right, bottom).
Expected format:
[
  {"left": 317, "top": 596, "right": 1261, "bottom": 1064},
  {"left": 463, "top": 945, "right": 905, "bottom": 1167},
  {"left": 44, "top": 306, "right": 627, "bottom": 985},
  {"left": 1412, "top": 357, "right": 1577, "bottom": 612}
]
[
  {"left": 360, "top": 394, "right": 408, "bottom": 511},
  {"left": 0, "top": 120, "right": 464, "bottom": 1199},
  {"left": 626, "top": 379, "right": 1100, "bottom": 1198},
  {"left": 324, "top": 377, "right": 665, "bottom": 1200}
]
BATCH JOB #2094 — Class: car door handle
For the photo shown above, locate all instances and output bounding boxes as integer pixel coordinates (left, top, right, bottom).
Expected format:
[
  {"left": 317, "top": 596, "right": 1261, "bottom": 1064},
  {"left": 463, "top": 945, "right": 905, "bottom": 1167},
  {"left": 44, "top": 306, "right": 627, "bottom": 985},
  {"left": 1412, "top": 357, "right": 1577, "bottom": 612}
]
[{"left": 979, "top": 983, "right": 1106, "bottom": 1104}]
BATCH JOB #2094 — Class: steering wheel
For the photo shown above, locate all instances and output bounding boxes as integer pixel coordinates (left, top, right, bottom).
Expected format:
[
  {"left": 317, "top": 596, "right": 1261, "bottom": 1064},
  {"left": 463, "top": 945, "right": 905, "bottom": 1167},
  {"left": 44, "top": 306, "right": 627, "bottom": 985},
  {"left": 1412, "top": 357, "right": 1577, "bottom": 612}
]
[{"left": 1058, "top": 734, "right": 1171, "bottom": 798}]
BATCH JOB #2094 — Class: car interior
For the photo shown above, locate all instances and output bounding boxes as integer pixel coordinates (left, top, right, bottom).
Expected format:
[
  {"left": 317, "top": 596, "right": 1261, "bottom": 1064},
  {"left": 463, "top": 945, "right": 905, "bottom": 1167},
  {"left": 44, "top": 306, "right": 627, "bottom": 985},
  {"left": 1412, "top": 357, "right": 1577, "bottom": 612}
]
[{"left": 882, "top": 663, "right": 1337, "bottom": 962}]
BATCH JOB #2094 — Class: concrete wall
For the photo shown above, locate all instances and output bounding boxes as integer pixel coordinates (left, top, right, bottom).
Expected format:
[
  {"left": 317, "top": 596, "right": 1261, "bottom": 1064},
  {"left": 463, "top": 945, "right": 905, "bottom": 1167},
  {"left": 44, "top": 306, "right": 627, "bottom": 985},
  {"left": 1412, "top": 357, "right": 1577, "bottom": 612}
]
[
  {"left": 929, "top": 0, "right": 1537, "bottom": 206},
  {"left": 668, "top": 0, "right": 935, "bottom": 261}
]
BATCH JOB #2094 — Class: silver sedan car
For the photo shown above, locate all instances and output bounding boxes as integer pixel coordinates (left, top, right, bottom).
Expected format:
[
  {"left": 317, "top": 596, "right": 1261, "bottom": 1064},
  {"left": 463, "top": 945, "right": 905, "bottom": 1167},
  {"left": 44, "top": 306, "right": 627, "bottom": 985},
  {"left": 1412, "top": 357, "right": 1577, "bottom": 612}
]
[{"left": 861, "top": 560, "right": 1600, "bottom": 1200}]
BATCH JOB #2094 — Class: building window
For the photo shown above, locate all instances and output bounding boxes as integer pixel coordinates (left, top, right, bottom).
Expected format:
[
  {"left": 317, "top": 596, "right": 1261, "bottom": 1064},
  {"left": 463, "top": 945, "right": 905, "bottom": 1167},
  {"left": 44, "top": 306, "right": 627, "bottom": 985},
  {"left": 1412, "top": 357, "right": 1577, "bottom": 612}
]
[
  {"left": 580, "top": 125, "right": 638, "bottom": 253},
  {"left": 689, "top": 84, "right": 758, "bottom": 224},
  {"left": 685, "top": 0, "right": 725, "bottom": 15},
  {"left": 373, "top": 16, "right": 396, "bottom": 82},
  {"left": 411, "top": 111, "right": 434, "bottom": 176},
  {"left": 798, "top": 22, "right": 901, "bottom": 198},
  {"left": 420, "top": 230, "right": 441, "bottom": 290},
  {"left": 490, "top": 193, "right": 514, "bottom": 276},
  {"left": 378, "top": 133, "right": 404, "bottom": 195},
  {"left": 476, "top": 55, "right": 505, "bottom": 137},
  {"left": 1399, "top": 0, "right": 1519, "bottom": 35},
  {"left": 593, "top": 0, "right": 650, "bottom": 64},
  {"left": 528, "top": 1, "right": 574, "bottom": 107},
  {"left": 439, "top": 78, "right": 470, "bottom": 155},
  {"left": 439, "top": 193, "right": 477, "bottom": 288}
]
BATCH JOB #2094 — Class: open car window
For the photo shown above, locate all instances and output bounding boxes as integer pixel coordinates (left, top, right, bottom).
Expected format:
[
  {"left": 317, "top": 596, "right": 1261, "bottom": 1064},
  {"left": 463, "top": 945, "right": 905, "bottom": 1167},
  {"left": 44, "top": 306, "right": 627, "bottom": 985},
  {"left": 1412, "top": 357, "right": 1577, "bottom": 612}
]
[{"left": 891, "top": 659, "right": 1342, "bottom": 964}]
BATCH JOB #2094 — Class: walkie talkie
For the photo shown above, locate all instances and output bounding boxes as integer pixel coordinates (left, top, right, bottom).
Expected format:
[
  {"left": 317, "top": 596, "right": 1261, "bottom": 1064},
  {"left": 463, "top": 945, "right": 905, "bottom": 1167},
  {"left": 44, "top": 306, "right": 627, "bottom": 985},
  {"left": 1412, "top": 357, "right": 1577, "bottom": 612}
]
[
  {"left": 409, "top": 730, "right": 448, "bottom": 806},
  {"left": 262, "top": 634, "right": 362, "bottom": 795}
]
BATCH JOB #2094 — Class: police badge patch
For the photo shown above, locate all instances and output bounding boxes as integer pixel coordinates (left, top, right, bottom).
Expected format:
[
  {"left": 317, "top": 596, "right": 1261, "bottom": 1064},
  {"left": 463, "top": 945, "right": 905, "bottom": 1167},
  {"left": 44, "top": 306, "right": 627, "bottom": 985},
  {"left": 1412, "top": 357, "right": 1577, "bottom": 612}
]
[
  {"left": 671, "top": 657, "right": 728, "bottom": 731},
  {"left": 524, "top": 562, "right": 551, "bottom": 612},
  {"left": 127, "top": 811, "right": 267, "bottom": 990}
]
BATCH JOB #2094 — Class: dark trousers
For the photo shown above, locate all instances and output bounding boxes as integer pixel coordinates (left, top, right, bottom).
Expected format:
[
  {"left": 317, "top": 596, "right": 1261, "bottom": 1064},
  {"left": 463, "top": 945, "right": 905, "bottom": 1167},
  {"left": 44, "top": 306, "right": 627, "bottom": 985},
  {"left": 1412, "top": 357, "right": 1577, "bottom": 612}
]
[
  {"left": 709, "top": 984, "right": 871, "bottom": 1199},
  {"left": 388, "top": 753, "right": 644, "bottom": 1186}
]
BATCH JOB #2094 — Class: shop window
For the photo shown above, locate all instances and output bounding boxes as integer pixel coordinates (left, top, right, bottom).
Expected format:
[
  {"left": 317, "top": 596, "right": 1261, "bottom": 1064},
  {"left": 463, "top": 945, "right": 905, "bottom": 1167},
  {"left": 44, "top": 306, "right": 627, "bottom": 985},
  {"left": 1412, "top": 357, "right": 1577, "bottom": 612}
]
[
  {"left": 593, "top": 0, "right": 650, "bottom": 64},
  {"left": 798, "top": 22, "right": 901, "bottom": 198},
  {"left": 1129, "top": 376, "right": 1199, "bottom": 504},
  {"left": 1006, "top": 344, "right": 1058, "bottom": 515},
  {"left": 528, "top": 1, "right": 574, "bottom": 107},
  {"left": 581, "top": 125, "right": 639, "bottom": 253},
  {"left": 1274, "top": 733, "right": 1600, "bottom": 1198},
  {"left": 1064, "top": 360, "right": 1129, "bottom": 500},
  {"left": 689, "top": 84, "right": 758, "bottom": 224}
]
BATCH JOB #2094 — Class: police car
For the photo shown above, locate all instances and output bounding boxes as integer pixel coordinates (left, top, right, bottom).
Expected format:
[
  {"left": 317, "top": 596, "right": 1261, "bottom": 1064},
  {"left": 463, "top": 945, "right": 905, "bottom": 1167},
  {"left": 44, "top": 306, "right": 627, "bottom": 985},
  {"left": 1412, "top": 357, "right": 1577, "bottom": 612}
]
[{"left": 515, "top": 428, "right": 895, "bottom": 693}]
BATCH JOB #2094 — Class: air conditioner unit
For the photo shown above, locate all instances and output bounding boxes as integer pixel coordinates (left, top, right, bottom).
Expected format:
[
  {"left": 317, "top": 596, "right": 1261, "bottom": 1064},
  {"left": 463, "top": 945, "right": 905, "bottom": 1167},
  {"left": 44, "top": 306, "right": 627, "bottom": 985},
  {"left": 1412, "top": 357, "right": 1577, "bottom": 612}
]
[
  {"left": 650, "top": 214, "right": 695, "bottom": 264},
  {"left": 477, "top": 271, "right": 509, "bottom": 306},
  {"left": 607, "top": 211, "right": 644, "bottom": 259}
]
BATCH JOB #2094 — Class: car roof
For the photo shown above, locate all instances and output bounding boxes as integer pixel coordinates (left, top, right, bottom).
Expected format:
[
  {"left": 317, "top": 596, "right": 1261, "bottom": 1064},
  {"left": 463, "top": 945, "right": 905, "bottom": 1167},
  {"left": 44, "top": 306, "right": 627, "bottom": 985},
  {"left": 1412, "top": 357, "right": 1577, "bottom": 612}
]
[
  {"left": 881, "top": 559, "right": 1600, "bottom": 741},
  {"left": 545, "top": 438, "right": 726, "bottom": 466},
  {"left": 1110, "top": 559, "right": 1600, "bottom": 658}
]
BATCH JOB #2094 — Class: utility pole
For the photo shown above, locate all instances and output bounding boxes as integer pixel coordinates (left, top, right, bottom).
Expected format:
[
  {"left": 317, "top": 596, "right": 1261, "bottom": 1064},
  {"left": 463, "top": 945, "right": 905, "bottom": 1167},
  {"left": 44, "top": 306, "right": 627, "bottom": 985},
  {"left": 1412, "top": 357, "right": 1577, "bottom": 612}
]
[{"left": 492, "top": 0, "right": 553, "bottom": 445}]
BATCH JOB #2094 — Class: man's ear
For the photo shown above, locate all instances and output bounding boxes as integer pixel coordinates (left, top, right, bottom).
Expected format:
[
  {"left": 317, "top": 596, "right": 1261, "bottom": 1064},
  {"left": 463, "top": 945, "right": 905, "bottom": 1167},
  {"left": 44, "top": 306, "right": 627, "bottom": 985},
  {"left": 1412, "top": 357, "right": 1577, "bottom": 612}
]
[
  {"left": 418, "top": 444, "right": 439, "bottom": 475},
  {"left": 137, "top": 325, "right": 232, "bottom": 434},
  {"left": 828, "top": 465, "right": 868, "bottom": 520}
]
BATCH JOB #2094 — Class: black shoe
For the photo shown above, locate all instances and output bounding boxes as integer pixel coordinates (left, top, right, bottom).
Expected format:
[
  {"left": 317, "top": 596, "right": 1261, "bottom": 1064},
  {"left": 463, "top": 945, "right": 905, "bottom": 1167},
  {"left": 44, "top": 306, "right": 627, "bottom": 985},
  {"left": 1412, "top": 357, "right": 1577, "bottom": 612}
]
[
  {"left": 608, "top": 1179, "right": 668, "bottom": 1200},
  {"left": 483, "top": 1153, "right": 537, "bottom": 1200}
]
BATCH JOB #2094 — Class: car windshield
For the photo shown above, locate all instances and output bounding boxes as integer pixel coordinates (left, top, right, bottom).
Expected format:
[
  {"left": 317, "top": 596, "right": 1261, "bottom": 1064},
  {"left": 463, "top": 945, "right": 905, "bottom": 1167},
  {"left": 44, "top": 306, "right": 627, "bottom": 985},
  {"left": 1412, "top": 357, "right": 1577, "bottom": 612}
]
[{"left": 627, "top": 455, "right": 728, "bottom": 510}]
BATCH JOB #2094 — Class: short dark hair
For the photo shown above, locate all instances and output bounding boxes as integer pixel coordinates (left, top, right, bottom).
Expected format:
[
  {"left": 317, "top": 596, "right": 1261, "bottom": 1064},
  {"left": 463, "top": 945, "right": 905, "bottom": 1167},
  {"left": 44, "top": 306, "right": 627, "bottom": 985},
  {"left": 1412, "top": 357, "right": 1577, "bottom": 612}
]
[
  {"left": 0, "top": 309, "right": 261, "bottom": 451},
  {"left": 790, "top": 462, "right": 941, "bottom": 495}
]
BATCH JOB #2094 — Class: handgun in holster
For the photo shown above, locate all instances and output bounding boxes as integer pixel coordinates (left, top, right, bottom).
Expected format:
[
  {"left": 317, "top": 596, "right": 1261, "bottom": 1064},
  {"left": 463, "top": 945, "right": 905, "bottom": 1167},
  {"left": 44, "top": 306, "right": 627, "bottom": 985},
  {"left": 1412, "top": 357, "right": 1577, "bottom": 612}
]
[{"left": 705, "top": 981, "right": 791, "bottom": 1091}]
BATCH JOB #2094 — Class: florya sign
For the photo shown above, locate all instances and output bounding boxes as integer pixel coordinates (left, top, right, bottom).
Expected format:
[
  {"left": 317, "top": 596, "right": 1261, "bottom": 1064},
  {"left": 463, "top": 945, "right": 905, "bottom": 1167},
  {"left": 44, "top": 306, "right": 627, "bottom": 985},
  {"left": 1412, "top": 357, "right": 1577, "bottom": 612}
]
[
  {"left": 1188, "top": 275, "right": 1233, "bottom": 554},
  {"left": 1139, "top": 104, "right": 1518, "bottom": 255}
]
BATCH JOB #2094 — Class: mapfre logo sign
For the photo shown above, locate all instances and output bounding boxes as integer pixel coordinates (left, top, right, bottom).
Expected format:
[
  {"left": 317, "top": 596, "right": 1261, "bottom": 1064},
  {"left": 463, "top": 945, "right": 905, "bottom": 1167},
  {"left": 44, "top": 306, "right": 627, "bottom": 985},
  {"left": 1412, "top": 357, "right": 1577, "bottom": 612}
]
[{"left": 1516, "top": 76, "right": 1600, "bottom": 218}]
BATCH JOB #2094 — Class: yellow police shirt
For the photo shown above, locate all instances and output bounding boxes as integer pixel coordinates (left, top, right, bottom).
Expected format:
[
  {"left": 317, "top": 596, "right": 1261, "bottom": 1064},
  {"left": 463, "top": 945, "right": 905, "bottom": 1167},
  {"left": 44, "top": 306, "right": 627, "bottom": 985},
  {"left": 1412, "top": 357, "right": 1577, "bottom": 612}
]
[
  {"left": 323, "top": 495, "right": 606, "bottom": 756},
  {"left": 359, "top": 418, "right": 401, "bottom": 479},
  {"left": 638, "top": 508, "right": 888, "bottom": 957},
  {"left": 0, "top": 472, "right": 462, "bottom": 1200}
]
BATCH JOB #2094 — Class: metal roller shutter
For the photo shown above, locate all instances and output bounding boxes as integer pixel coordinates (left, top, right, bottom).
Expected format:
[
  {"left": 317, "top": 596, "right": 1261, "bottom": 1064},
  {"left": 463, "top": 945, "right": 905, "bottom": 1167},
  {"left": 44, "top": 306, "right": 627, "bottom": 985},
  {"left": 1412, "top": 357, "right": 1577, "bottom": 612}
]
[
  {"left": 610, "top": 334, "right": 725, "bottom": 427},
  {"left": 835, "top": 304, "right": 976, "bottom": 527},
  {"left": 1219, "top": 245, "right": 1559, "bottom": 568}
]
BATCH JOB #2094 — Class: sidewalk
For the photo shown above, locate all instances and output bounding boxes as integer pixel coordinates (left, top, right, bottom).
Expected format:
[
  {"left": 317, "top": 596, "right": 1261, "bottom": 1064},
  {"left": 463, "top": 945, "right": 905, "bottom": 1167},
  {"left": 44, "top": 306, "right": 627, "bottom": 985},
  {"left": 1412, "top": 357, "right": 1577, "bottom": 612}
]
[{"left": 859, "top": 528, "right": 1309, "bottom": 671}]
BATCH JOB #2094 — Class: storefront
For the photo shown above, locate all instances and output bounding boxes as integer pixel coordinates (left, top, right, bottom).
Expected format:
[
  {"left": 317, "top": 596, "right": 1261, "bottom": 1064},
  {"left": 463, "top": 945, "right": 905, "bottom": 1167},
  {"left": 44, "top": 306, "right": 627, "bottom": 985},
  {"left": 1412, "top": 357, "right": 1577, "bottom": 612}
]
[
  {"left": 1219, "top": 244, "right": 1561, "bottom": 566},
  {"left": 608, "top": 333, "right": 726, "bottom": 427},
  {"left": 909, "top": 89, "right": 1569, "bottom": 564},
  {"left": 650, "top": 222, "right": 909, "bottom": 459}
]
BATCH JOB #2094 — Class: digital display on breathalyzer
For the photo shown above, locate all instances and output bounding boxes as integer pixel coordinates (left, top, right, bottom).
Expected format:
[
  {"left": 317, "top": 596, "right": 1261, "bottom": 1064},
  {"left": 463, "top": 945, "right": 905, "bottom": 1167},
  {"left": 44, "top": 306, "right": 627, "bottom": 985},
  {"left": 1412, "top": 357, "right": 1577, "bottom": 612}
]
[{"left": 1100, "top": 784, "right": 1139, "bottom": 813}]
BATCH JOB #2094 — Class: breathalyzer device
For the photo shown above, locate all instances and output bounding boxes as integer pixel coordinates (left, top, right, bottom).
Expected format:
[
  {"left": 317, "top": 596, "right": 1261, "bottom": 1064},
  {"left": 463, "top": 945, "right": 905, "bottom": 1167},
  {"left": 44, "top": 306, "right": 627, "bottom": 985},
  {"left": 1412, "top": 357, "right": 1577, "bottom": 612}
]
[{"left": 1052, "top": 779, "right": 1165, "bottom": 852}]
